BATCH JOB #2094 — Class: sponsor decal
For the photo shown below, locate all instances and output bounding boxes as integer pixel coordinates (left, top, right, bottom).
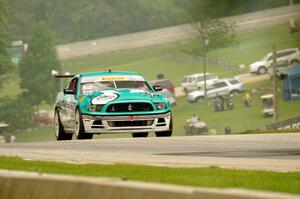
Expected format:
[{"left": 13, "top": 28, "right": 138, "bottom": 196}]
[
  {"left": 81, "top": 75, "right": 144, "bottom": 83},
  {"left": 91, "top": 91, "right": 118, "bottom": 105},
  {"left": 79, "top": 97, "right": 85, "bottom": 102}
]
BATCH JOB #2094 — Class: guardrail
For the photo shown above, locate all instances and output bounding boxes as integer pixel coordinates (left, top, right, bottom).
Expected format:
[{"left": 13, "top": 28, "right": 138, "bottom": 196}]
[
  {"left": 0, "top": 170, "right": 299, "bottom": 199},
  {"left": 261, "top": 116, "right": 300, "bottom": 130}
]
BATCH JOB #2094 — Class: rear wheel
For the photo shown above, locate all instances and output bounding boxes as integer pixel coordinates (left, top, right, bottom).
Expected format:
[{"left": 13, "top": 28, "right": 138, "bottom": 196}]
[
  {"left": 196, "top": 96, "right": 204, "bottom": 102},
  {"left": 54, "top": 110, "right": 72, "bottom": 141},
  {"left": 258, "top": 66, "right": 267, "bottom": 75},
  {"left": 291, "top": 60, "right": 299, "bottom": 65},
  {"left": 75, "top": 109, "right": 93, "bottom": 140},
  {"left": 155, "top": 116, "right": 173, "bottom": 137},
  {"left": 230, "top": 90, "right": 240, "bottom": 96},
  {"left": 132, "top": 132, "right": 148, "bottom": 138}
]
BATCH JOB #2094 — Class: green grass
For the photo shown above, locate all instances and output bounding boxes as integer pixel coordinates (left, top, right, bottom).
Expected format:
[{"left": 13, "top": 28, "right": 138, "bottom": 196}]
[
  {"left": 172, "top": 80, "right": 300, "bottom": 135},
  {"left": 62, "top": 24, "right": 300, "bottom": 86},
  {"left": 0, "top": 156, "right": 299, "bottom": 195},
  {"left": 14, "top": 127, "right": 56, "bottom": 142}
]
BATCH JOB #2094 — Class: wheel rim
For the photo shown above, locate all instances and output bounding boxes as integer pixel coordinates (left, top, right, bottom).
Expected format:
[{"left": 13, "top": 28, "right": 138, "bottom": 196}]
[
  {"left": 54, "top": 112, "right": 59, "bottom": 138},
  {"left": 75, "top": 111, "right": 80, "bottom": 136},
  {"left": 259, "top": 67, "right": 266, "bottom": 74}
]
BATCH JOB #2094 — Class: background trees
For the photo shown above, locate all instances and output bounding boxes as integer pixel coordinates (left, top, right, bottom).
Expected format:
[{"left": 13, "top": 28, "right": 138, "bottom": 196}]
[
  {"left": 0, "top": 0, "right": 11, "bottom": 87},
  {"left": 5, "top": 0, "right": 297, "bottom": 44},
  {"left": 19, "top": 23, "right": 61, "bottom": 106}
]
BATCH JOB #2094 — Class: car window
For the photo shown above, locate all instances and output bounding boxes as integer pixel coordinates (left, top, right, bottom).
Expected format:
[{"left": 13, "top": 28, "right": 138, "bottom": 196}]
[
  {"left": 214, "top": 82, "right": 227, "bottom": 89},
  {"left": 182, "top": 77, "right": 188, "bottom": 83},
  {"left": 115, "top": 81, "right": 152, "bottom": 91},
  {"left": 188, "top": 77, "right": 195, "bottom": 83},
  {"left": 197, "top": 76, "right": 204, "bottom": 81},
  {"left": 229, "top": 79, "right": 239, "bottom": 85},
  {"left": 68, "top": 78, "right": 78, "bottom": 91}
]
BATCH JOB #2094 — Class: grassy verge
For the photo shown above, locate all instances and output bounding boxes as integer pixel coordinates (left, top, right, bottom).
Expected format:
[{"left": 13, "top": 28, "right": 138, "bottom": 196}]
[
  {"left": 0, "top": 156, "right": 299, "bottom": 195},
  {"left": 62, "top": 24, "right": 300, "bottom": 86}
]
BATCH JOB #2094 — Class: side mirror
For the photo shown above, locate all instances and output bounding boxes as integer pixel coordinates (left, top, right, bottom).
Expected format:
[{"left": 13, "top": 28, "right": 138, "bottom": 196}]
[
  {"left": 153, "top": 85, "right": 163, "bottom": 92},
  {"left": 63, "top": 88, "right": 76, "bottom": 95}
]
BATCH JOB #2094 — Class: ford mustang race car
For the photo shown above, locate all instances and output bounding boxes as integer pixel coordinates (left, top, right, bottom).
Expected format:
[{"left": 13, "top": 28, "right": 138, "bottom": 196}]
[{"left": 54, "top": 71, "right": 172, "bottom": 140}]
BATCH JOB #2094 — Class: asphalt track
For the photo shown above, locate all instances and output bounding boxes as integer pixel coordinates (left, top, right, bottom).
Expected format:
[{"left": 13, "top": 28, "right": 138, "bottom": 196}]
[{"left": 0, "top": 133, "right": 299, "bottom": 171}]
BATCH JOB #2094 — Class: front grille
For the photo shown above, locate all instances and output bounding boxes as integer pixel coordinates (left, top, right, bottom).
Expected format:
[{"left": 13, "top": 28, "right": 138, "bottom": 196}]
[
  {"left": 107, "top": 120, "right": 154, "bottom": 127},
  {"left": 106, "top": 103, "right": 154, "bottom": 112}
]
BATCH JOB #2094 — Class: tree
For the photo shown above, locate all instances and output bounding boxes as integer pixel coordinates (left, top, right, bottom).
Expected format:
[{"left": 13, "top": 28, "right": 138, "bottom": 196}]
[
  {"left": 184, "top": 0, "right": 238, "bottom": 96},
  {"left": 0, "top": 0, "right": 11, "bottom": 87},
  {"left": 19, "top": 22, "right": 61, "bottom": 106},
  {"left": 0, "top": 95, "right": 33, "bottom": 131}
]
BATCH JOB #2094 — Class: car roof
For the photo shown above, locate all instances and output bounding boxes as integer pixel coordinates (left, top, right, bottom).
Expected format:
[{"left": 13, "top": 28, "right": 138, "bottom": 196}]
[
  {"left": 184, "top": 73, "right": 212, "bottom": 78},
  {"left": 80, "top": 71, "right": 141, "bottom": 78},
  {"left": 277, "top": 48, "right": 298, "bottom": 53}
]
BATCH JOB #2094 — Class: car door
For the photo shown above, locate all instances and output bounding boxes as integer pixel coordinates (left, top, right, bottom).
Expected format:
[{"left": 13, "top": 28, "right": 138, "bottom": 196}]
[
  {"left": 64, "top": 78, "right": 79, "bottom": 129},
  {"left": 207, "top": 82, "right": 228, "bottom": 98}
]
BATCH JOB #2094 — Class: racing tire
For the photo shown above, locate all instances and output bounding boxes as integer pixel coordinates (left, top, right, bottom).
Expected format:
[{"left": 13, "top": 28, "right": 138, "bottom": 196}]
[
  {"left": 291, "top": 60, "right": 299, "bottom": 65},
  {"left": 75, "top": 109, "right": 93, "bottom": 140},
  {"left": 258, "top": 66, "right": 267, "bottom": 75},
  {"left": 54, "top": 110, "right": 73, "bottom": 141},
  {"left": 131, "top": 132, "right": 148, "bottom": 138},
  {"left": 155, "top": 116, "right": 173, "bottom": 137}
]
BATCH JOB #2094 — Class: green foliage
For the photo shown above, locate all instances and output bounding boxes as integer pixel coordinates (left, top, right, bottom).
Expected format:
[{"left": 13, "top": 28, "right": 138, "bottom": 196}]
[
  {"left": 5, "top": 0, "right": 295, "bottom": 43},
  {"left": 1, "top": 156, "right": 300, "bottom": 195},
  {"left": 184, "top": 0, "right": 239, "bottom": 56},
  {"left": 0, "top": 94, "right": 33, "bottom": 131},
  {"left": 0, "top": 0, "right": 12, "bottom": 87},
  {"left": 18, "top": 23, "right": 61, "bottom": 105}
]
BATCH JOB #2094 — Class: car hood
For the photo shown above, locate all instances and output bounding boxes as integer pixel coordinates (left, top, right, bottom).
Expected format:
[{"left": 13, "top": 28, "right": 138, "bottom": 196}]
[
  {"left": 250, "top": 61, "right": 265, "bottom": 68},
  {"left": 85, "top": 89, "right": 165, "bottom": 105},
  {"left": 188, "top": 90, "right": 204, "bottom": 97}
]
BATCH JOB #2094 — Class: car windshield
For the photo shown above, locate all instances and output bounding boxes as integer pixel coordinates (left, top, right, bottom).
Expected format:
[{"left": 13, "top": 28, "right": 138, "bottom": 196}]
[
  {"left": 81, "top": 80, "right": 152, "bottom": 95},
  {"left": 260, "top": 53, "right": 272, "bottom": 61},
  {"left": 160, "top": 90, "right": 172, "bottom": 98}
]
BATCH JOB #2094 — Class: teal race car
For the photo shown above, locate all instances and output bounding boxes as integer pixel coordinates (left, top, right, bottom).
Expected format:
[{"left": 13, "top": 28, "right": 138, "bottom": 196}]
[{"left": 54, "top": 71, "right": 173, "bottom": 140}]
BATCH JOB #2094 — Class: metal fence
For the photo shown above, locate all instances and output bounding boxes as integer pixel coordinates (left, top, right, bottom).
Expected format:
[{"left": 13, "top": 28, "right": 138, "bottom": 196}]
[
  {"left": 260, "top": 116, "right": 300, "bottom": 130},
  {"left": 163, "top": 53, "right": 243, "bottom": 72}
]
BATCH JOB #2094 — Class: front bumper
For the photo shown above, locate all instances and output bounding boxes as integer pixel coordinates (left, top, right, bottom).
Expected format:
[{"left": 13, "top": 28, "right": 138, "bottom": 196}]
[{"left": 82, "top": 112, "right": 172, "bottom": 134}]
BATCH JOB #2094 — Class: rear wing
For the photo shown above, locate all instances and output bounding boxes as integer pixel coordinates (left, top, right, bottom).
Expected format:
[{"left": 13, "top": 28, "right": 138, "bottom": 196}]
[
  {"left": 51, "top": 70, "right": 74, "bottom": 78},
  {"left": 53, "top": 74, "right": 75, "bottom": 78}
]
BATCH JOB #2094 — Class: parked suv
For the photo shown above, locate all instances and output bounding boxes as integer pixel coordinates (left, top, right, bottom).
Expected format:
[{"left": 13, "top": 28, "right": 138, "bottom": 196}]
[
  {"left": 187, "top": 78, "right": 245, "bottom": 103},
  {"left": 249, "top": 48, "right": 300, "bottom": 74},
  {"left": 181, "top": 73, "right": 218, "bottom": 93}
]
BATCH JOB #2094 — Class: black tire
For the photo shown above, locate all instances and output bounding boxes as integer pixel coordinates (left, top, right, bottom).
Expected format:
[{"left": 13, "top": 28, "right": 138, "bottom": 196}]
[
  {"left": 291, "top": 60, "right": 300, "bottom": 65},
  {"left": 196, "top": 96, "right": 204, "bottom": 102},
  {"left": 230, "top": 90, "right": 239, "bottom": 96},
  {"left": 155, "top": 116, "right": 173, "bottom": 137},
  {"left": 132, "top": 132, "right": 148, "bottom": 138},
  {"left": 258, "top": 66, "right": 267, "bottom": 75},
  {"left": 75, "top": 109, "right": 93, "bottom": 140},
  {"left": 54, "top": 109, "right": 73, "bottom": 141}
]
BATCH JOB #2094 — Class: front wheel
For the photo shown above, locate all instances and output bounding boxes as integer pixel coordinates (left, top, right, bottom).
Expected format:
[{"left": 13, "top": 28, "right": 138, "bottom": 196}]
[
  {"left": 75, "top": 109, "right": 93, "bottom": 140},
  {"left": 54, "top": 110, "right": 73, "bottom": 141},
  {"left": 258, "top": 66, "right": 267, "bottom": 75}
]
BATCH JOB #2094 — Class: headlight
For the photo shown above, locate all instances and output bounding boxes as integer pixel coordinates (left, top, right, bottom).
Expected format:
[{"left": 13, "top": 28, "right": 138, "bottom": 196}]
[
  {"left": 88, "top": 105, "right": 103, "bottom": 112},
  {"left": 155, "top": 102, "right": 167, "bottom": 110}
]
